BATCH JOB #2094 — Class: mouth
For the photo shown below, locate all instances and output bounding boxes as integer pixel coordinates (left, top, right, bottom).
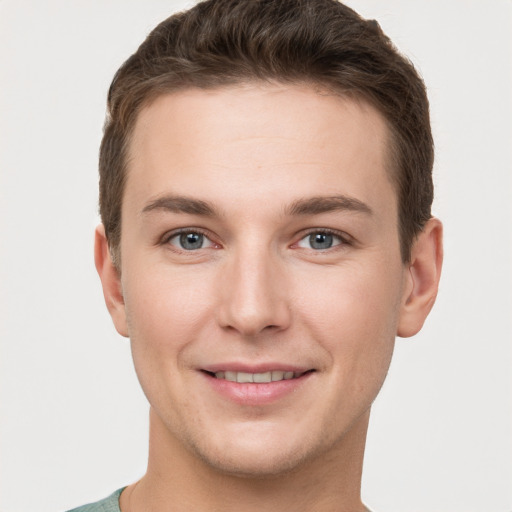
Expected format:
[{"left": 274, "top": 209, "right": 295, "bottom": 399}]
[
  {"left": 202, "top": 369, "right": 315, "bottom": 383},
  {"left": 200, "top": 367, "right": 316, "bottom": 405}
]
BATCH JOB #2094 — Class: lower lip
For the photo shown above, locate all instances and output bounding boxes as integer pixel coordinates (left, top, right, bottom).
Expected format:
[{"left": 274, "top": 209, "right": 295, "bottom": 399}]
[{"left": 202, "top": 371, "right": 314, "bottom": 406}]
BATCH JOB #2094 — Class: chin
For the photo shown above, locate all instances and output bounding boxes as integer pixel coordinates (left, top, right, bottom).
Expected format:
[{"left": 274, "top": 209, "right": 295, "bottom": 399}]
[
  {"left": 193, "top": 442, "right": 313, "bottom": 478},
  {"left": 182, "top": 422, "right": 331, "bottom": 478}
]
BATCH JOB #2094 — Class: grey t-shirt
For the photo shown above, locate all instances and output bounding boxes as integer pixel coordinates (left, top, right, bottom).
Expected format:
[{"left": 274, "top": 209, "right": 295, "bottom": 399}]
[
  {"left": 66, "top": 488, "right": 373, "bottom": 511},
  {"left": 66, "top": 488, "right": 124, "bottom": 512}
]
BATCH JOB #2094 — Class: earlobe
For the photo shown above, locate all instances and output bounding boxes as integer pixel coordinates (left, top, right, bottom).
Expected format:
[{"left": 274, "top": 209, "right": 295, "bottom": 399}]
[
  {"left": 397, "top": 218, "right": 443, "bottom": 338},
  {"left": 94, "top": 225, "right": 129, "bottom": 337}
]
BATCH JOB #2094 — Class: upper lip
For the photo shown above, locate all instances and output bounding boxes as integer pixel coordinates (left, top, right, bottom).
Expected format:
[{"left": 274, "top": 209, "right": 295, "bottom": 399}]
[{"left": 200, "top": 363, "right": 314, "bottom": 374}]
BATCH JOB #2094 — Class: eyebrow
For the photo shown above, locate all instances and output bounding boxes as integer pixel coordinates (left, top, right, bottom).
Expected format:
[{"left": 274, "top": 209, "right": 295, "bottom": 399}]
[
  {"left": 142, "top": 195, "right": 218, "bottom": 217},
  {"left": 286, "top": 195, "right": 373, "bottom": 216},
  {"left": 141, "top": 194, "right": 373, "bottom": 218}
]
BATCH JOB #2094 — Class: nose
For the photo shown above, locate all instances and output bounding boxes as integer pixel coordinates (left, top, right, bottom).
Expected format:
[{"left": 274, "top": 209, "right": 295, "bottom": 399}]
[{"left": 216, "top": 248, "right": 291, "bottom": 338}]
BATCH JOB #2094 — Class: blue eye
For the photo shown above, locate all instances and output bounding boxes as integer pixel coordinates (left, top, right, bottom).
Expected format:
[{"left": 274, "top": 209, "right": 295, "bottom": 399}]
[
  {"left": 297, "top": 231, "right": 343, "bottom": 250},
  {"left": 168, "top": 231, "right": 214, "bottom": 250}
]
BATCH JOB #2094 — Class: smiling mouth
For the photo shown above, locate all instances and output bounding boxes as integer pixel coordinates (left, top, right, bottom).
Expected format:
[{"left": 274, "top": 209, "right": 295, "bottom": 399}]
[{"left": 203, "top": 370, "right": 315, "bottom": 383}]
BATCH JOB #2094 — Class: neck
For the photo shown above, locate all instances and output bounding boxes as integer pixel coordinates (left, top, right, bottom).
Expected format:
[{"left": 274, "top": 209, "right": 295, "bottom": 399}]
[{"left": 122, "top": 408, "right": 370, "bottom": 512}]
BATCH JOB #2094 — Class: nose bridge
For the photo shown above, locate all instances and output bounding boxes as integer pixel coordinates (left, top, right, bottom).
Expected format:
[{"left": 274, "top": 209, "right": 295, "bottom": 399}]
[{"left": 217, "top": 240, "right": 290, "bottom": 336}]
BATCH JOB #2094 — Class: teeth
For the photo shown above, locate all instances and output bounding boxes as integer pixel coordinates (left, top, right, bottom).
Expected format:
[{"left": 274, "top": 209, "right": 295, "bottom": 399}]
[
  {"left": 237, "top": 372, "right": 253, "bottom": 383},
  {"left": 253, "top": 372, "right": 272, "bottom": 383},
  {"left": 214, "top": 371, "right": 299, "bottom": 382},
  {"left": 224, "top": 371, "right": 237, "bottom": 382},
  {"left": 271, "top": 370, "right": 285, "bottom": 381}
]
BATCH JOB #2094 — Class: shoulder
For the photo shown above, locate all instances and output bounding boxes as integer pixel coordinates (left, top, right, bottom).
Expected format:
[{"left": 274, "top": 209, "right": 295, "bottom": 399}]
[{"left": 66, "top": 488, "right": 125, "bottom": 512}]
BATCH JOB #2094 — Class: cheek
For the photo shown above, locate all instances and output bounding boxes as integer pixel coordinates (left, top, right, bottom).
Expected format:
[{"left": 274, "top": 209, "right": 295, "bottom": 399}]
[
  {"left": 121, "top": 269, "right": 217, "bottom": 415},
  {"left": 122, "top": 268, "right": 215, "bottom": 359},
  {"left": 295, "top": 263, "right": 402, "bottom": 377}
]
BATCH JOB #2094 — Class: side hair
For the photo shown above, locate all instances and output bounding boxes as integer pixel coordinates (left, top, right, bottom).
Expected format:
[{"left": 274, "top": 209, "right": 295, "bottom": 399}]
[{"left": 100, "top": 0, "right": 433, "bottom": 265}]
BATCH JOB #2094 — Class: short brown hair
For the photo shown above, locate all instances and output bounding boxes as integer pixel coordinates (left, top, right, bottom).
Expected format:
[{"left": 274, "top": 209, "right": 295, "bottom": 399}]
[{"left": 100, "top": 0, "right": 433, "bottom": 265}]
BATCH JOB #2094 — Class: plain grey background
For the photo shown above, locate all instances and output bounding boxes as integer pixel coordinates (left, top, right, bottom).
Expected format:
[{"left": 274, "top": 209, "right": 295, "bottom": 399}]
[{"left": 1, "top": 1, "right": 511, "bottom": 511}]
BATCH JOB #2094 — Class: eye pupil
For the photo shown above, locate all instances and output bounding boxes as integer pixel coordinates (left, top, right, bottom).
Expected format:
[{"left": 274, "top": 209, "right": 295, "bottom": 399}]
[
  {"left": 310, "top": 232, "right": 333, "bottom": 250},
  {"left": 180, "top": 232, "right": 203, "bottom": 250}
]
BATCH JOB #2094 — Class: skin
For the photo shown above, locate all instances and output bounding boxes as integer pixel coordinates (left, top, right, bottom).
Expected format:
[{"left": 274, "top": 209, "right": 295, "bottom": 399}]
[{"left": 95, "top": 84, "right": 443, "bottom": 512}]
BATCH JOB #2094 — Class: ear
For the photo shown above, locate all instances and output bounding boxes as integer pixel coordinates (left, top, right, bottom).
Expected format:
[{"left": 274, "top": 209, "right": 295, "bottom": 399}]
[
  {"left": 94, "top": 224, "right": 129, "bottom": 337},
  {"left": 397, "top": 217, "right": 443, "bottom": 338}
]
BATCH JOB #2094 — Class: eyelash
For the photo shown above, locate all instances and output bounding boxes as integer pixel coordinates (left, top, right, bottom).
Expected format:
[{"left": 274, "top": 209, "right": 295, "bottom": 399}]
[
  {"left": 295, "top": 228, "right": 352, "bottom": 251},
  {"left": 161, "top": 228, "right": 217, "bottom": 250},
  {"left": 161, "top": 227, "right": 352, "bottom": 252}
]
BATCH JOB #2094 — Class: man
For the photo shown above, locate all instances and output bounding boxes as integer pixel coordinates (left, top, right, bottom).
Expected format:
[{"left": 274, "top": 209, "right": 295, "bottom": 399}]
[{"left": 70, "top": 0, "right": 442, "bottom": 510}]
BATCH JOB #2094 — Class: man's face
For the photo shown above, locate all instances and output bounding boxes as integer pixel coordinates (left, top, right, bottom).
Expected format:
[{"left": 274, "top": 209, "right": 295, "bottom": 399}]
[{"left": 116, "top": 84, "right": 409, "bottom": 476}]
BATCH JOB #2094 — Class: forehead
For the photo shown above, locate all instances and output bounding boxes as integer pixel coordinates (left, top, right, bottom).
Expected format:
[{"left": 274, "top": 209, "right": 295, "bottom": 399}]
[{"left": 125, "top": 84, "right": 396, "bottom": 217}]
